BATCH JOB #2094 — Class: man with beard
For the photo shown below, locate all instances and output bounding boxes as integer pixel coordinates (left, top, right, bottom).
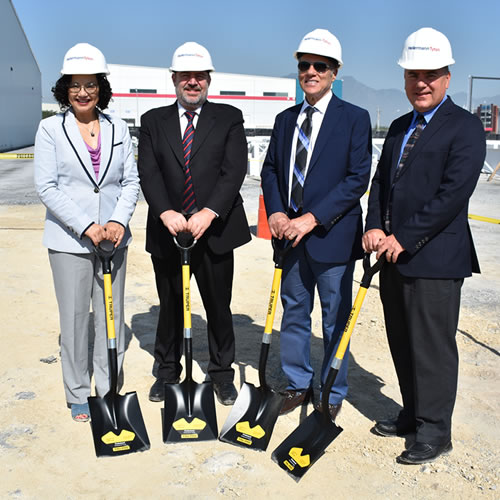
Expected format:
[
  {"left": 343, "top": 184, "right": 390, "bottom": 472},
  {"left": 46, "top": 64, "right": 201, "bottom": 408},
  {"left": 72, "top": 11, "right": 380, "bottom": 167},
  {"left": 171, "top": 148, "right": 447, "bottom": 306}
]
[{"left": 138, "top": 42, "right": 251, "bottom": 405}]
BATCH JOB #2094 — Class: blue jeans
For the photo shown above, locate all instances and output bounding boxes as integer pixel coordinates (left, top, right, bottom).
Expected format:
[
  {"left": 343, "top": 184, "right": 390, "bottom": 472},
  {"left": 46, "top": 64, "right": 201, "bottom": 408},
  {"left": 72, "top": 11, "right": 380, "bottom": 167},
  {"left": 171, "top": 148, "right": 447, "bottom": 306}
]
[{"left": 280, "top": 243, "right": 354, "bottom": 404}]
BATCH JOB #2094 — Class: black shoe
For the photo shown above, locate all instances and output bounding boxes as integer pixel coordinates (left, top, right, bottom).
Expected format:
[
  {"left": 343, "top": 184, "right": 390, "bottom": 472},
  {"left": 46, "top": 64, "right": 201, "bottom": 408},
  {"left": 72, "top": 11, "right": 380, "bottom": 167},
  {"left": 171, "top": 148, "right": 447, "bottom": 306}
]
[
  {"left": 373, "top": 419, "right": 415, "bottom": 437},
  {"left": 279, "top": 388, "right": 313, "bottom": 415},
  {"left": 314, "top": 401, "right": 342, "bottom": 421},
  {"left": 148, "top": 377, "right": 179, "bottom": 402},
  {"left": 213, "top": 382, "right": 238, "bottom": 405},
  {"left": 398, "top": 441, "right": 452, "bottom": 464}
]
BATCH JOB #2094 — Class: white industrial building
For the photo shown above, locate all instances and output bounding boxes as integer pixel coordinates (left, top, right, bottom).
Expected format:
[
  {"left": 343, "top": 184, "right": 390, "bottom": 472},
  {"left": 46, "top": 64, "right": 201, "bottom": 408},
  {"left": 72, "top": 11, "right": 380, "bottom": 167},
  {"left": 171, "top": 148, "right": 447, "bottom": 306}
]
[
  {"left": 0, "top": 0, "right": 41, "bottom": 152},
  {"left": 106, "top": 64, "right": 296, "bottom": 132}
]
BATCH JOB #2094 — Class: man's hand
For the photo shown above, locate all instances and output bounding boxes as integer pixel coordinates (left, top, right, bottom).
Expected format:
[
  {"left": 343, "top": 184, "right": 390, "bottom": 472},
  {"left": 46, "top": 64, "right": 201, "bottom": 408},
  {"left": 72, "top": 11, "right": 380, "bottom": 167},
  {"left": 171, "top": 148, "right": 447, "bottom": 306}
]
[
  {"left": 186, "top": 208, "right": 216, "bottom": 240},
  {"left": 104, "top": 221, "right": 125, "bottom": 247},
  {"left": 84, "top": 223, "right": 106, "bottom": 246},
  {"left": 285, "top": 212, "right": 318, "bottom": 247},
  {"left": 159, "top": 210, "right": 187, "bottom": 236},
  {"left": 377, "top": 234, "right": 405, "bottom": 263},
  {"left": 268, "top": 212, "right": 290, "bottom": 239},
  {"left": 362, "top": 228, "right": 386, "bottom": 253},
  {"left": 362, "top": 229, "right": 405, "bottom": 262}
]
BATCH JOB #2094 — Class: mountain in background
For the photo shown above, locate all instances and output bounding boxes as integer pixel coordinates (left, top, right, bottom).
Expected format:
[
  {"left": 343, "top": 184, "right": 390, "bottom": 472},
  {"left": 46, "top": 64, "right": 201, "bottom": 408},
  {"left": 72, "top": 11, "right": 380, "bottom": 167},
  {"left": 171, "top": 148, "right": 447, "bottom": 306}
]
[{"left": 285, "top": 73, "right": 500, "bottom": 127}]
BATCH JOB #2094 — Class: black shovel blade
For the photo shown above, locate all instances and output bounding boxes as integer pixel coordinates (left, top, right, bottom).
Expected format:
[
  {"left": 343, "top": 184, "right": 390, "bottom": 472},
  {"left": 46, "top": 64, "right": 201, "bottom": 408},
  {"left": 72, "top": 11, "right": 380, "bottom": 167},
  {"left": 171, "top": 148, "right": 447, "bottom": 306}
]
[
  {"left": 219, "top": 382, "right": 285, "bottom": 451},
  {"left": 162, "top": 380, "right": 218, "bottom": 443},
  {"left": 88, "top": 391, "right": 150, "bottom": 457},
  {"left": 272, "top": 409, "right": 343, "bottom": 481}
]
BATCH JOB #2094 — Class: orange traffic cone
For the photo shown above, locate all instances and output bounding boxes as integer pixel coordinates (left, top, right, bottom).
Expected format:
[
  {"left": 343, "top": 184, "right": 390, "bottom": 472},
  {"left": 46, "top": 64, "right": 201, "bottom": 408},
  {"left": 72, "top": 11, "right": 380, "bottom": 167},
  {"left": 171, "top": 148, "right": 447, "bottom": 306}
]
[{"left": 256, "top": 188, "right": 272, "bottom": 240}]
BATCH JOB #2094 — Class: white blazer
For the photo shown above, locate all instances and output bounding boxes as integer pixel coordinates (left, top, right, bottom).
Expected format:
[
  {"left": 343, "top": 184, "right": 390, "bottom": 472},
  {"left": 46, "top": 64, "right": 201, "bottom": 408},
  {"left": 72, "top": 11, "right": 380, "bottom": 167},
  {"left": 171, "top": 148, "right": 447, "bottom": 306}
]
[{"left": 34, "top": 109, "right": 140, "bottom": 253}]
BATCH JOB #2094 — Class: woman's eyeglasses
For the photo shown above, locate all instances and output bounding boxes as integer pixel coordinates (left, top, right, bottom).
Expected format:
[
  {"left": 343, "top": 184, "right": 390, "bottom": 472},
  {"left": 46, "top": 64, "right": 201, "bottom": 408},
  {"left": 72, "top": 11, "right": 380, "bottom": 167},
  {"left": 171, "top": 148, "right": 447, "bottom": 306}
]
[{"left": 68, "top": 82, "right": 99, "bottom": 94}]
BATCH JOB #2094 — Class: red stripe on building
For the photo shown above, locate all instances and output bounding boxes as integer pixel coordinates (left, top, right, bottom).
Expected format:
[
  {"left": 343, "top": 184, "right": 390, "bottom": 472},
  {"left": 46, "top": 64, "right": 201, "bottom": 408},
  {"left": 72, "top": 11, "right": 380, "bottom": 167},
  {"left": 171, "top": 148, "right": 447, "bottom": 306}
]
[{"left": 112, "top": 93, "right": 294, "bottom": 101}]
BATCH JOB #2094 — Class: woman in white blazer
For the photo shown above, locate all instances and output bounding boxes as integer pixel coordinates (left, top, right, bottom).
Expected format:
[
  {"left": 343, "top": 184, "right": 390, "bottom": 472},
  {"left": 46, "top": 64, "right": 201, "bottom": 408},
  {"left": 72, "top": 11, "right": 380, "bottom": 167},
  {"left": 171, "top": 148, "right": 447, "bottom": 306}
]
[{"left": 34, "top": 44, "right": 139, "bottom": 422}]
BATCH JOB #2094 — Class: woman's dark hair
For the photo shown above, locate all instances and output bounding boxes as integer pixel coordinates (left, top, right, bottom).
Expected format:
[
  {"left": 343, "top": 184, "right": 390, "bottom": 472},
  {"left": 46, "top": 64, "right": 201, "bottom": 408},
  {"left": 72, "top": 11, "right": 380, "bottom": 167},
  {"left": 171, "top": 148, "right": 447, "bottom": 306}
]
[{"left": 51, "top": 73, "right": 113, "bottom": 110}]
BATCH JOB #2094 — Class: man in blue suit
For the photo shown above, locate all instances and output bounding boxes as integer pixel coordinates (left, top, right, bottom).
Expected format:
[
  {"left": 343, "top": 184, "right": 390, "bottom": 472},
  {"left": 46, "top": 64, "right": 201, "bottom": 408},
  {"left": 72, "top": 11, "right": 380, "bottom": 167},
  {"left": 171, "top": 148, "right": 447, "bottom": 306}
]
[
  {"left": 261, "top": 29, "right": 372, "bottom": 418},
  {"left": 363, "top": 28, "right": 486, "bottom": 464}
]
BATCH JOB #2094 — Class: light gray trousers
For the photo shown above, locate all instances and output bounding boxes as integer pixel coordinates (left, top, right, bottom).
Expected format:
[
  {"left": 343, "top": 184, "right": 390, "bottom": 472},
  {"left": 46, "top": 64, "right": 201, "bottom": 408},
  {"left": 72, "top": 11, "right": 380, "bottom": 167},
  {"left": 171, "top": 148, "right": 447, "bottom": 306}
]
[{"left": 48, "top": 248, "right": 127, "bottom": 405}]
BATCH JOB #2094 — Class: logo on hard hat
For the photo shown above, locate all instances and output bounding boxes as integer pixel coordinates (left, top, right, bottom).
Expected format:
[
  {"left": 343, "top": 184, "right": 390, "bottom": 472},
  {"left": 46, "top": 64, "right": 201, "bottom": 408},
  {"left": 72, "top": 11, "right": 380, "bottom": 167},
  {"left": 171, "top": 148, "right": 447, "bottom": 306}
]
[
  {"left": 303, "top": 36, "right": 332, "bottom": 46},
  {"left": 178, "top": 53, "right": 204, "bottom": 58},
  {"left": 66, "top": 56, "right": 95, "bottom": 61},
  {"left": 407, "top": 46, "right": 441, "bottom": 52}
]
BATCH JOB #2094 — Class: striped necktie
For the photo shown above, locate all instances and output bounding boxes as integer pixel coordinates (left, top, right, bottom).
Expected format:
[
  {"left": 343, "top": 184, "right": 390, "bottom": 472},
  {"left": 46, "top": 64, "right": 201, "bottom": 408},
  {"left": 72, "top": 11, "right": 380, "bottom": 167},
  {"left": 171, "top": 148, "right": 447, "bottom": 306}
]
[
  {"left": 395, "top": 114, "right": 425, "bottom": 178},
  {"left": 290, "top": 106, "right": 316, "bottom": 213},
  {"left": 182, "top": 111, "right": 197, "bottom": 214},
  {"left": 385, "top": 114, "right": 426, "bottom": 232}
]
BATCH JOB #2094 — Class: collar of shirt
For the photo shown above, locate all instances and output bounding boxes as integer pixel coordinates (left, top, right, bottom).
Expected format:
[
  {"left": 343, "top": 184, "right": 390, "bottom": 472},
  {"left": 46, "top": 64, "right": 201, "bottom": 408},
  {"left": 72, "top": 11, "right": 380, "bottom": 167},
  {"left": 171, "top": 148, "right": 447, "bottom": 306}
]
[
  {"left": 177, "top": 102, "right": 202, "bottom": 136},
  {"left": 409, "top": 94, "right": 448, "bottom": 130},
  {"left": 398, "top": 95, "right": 449, "bottom": 163}
]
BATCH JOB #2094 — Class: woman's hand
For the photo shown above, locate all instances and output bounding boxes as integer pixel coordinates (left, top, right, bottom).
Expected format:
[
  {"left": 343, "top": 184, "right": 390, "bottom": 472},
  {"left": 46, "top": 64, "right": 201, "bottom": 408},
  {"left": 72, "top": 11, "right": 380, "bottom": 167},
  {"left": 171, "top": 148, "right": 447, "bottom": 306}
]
[
  {"left": 104, "top": 221, "right": 125, "bottom": 247},
  {"left": 84, "top": 223, "right": 107, "bottom": 246}
]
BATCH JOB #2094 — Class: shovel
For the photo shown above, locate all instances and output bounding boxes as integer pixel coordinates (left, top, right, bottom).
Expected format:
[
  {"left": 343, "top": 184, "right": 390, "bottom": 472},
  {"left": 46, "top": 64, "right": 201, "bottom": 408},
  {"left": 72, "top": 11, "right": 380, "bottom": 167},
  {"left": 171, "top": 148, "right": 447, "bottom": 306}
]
[
  {"left": 272, "top": 253, "right": 384, "bottom": 480},
  {"left": 162, "top": 231, "right": 218, "bottom": 443},
  {"left": 88, "top": 240, "right": 150, "bottom": 457},
  {"left": 219, "top": 238, "right": 293, "bottom": 451}
]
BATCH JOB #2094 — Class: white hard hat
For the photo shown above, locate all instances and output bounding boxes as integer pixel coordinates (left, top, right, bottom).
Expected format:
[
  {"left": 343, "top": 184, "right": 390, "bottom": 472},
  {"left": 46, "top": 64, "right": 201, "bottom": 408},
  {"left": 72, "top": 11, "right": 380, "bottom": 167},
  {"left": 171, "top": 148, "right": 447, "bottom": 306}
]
[
  {"left": 169, "top": 42, "right": 215, "bottom": 72},
  {"left": 294, "top": 29, "right": 343, "bottom": 68},
  {"left": 398, "top": 27, "right": 455, "bottom": 70},
  {"left": 61, "top": 43, "right": 109, "bottom": 75}
]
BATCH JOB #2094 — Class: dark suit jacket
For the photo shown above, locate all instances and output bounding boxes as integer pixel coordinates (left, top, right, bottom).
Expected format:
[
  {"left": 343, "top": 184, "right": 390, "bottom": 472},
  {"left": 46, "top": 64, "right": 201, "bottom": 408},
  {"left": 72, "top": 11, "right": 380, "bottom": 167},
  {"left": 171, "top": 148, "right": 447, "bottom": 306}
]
[
  {"left": 138, "top": 101, "right": 251, "bottom": 258},
  {"left": 261, "top": 93, "right": 372, "bottom": 264},
  {"left": 365, "top": 97, "right": 486, "bottom": 278}
]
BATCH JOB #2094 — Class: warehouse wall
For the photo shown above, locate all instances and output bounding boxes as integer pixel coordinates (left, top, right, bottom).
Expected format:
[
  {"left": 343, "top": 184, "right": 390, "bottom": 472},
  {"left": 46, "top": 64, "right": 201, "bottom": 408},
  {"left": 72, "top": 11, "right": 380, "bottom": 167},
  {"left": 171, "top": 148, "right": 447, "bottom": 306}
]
[{"left": 0, "top": 0, "right": 41, "bottom": 152}]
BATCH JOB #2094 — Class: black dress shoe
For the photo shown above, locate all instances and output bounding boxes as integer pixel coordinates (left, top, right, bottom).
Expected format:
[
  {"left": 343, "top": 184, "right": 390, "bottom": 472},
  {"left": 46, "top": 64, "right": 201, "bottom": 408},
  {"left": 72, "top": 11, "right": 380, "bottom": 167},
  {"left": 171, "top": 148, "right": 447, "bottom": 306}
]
[
  {"left": 373, "top": 419, "right": 415, "bottom": 437},
  {"left": 398, "top": 441, "right": 452, "bottom": 464},
  {"left": 279, "top": 388, "right": 313, "bottom": 415},
  {"left": 213, "top": 382, "right": 238, "bottom": 405},
  {"left": 148, "top": 377, "right": 180, "bottom": 402},
  {"left": 314, "top": 401, "right": 342, "bottom": 421}
]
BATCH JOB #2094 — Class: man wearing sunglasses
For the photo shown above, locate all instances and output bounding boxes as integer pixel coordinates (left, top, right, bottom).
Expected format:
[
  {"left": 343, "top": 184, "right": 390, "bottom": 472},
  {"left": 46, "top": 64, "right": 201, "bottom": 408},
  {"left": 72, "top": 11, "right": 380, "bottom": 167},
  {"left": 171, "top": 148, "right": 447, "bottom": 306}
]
[{"left": 261, "top": 29, "right": 372, "bottom": 419}]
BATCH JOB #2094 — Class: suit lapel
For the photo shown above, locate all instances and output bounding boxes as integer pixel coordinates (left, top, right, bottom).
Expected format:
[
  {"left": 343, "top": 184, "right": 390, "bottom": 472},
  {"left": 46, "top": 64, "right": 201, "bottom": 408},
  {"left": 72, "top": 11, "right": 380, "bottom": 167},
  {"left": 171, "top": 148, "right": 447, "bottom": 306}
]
[
  {"left": 98, "top": 113, "right": 113, "bottom": 185},
  {"left": 283, "top": 105, "right": 301, "bottom": 196},
  {"left": 161, "top": 104, "right": 184, "bottom": 167},
  {"left": 390, "top": 113, "right": 412, "bottom": 184},
  {"left": 62, "top": 109, "right": 98, "bottom": 187},
  {"left": 190, "top": 102, "right": 216, "bottom": 161},
  {"left": 308, "top": 94, "right": 343, "bottom": 173}
]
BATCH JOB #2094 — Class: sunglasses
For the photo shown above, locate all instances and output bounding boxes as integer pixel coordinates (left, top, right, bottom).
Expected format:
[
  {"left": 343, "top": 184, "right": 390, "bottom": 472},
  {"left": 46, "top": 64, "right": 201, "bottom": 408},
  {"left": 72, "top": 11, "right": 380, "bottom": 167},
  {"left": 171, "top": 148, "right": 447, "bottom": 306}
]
[{"left": 298, "top": 61, "right": 332, "bottom": 73}]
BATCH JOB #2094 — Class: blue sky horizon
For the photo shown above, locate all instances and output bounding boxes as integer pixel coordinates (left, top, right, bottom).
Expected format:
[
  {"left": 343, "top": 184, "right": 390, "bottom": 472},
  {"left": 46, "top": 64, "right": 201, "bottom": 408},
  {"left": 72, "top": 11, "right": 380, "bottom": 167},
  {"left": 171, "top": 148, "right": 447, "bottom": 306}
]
[{"left": 13, "top": 0, "right": 500, "bottom": 102}]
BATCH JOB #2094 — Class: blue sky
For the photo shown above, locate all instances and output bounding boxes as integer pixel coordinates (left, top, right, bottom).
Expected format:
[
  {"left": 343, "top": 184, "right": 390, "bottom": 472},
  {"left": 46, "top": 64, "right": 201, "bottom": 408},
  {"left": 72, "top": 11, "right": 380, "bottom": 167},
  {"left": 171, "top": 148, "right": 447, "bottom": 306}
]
[{"left": 13, "top": 0, "right": 500, "bottom": 101}]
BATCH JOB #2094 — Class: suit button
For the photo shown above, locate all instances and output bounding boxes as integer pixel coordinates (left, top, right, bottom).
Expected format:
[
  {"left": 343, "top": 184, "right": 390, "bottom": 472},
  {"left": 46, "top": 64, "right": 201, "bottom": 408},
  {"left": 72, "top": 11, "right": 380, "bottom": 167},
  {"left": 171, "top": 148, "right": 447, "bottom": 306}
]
[{"left": 94, "top": 187, "right": 99, "bottom": 193}]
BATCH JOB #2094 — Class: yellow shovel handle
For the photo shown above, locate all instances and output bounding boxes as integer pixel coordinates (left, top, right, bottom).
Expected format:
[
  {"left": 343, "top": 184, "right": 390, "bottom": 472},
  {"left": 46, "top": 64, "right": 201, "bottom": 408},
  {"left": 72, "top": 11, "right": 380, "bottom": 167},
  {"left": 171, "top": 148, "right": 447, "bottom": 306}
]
[
  {"left": 335, "top": 286, "right": 368, "bottom": 361},
  {"left": 182, "top": 264, "right": 192, "bottom": 329},
  {"left": 103, "top": 273, "right": 116, "bottom": 340},
  {"left": 264, "top": 268, "right": 282, "bottom": 335}
]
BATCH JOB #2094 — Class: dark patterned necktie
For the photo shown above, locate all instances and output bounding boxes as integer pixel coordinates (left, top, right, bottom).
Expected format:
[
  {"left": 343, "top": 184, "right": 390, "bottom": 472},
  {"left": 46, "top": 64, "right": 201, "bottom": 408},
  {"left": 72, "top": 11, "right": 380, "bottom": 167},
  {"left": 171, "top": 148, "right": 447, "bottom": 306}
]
[
  {"left": 385, "top": 113, "right": 426, "bottom": 231},
  {"left": 182, "top": 111, "right": 196, "bottom": 214},
  {"left": 395, "top": 114, "right": 425, "bottom": 178},
  {"left": 290, "top": 106, "right": 316, "bottom": 213}
]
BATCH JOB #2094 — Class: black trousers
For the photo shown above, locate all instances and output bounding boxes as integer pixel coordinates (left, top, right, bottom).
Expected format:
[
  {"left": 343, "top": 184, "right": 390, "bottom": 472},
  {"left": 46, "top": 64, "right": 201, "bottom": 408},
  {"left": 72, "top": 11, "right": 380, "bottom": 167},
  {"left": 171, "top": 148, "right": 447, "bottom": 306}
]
[
  {"left": 379, "top": 264, "right": 463, "bottom": 445},
  {"left": 151, "top": 239, "right": 235, "bottom": 384}
]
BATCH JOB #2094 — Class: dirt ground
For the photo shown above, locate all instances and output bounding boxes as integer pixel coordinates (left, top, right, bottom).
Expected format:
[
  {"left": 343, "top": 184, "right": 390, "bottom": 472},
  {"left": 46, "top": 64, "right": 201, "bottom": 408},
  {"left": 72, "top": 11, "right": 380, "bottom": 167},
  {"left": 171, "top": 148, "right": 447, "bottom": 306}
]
[{"left": 0, "top": 176, "right": 499, "bottom": 499}]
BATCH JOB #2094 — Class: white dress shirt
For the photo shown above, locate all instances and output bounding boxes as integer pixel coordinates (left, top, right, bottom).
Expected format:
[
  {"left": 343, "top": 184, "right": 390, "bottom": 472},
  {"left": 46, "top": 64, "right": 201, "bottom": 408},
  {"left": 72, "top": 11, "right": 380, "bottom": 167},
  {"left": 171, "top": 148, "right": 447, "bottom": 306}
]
[{"left": 287, "top": 91, "right": 332, "bottom": 204}]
